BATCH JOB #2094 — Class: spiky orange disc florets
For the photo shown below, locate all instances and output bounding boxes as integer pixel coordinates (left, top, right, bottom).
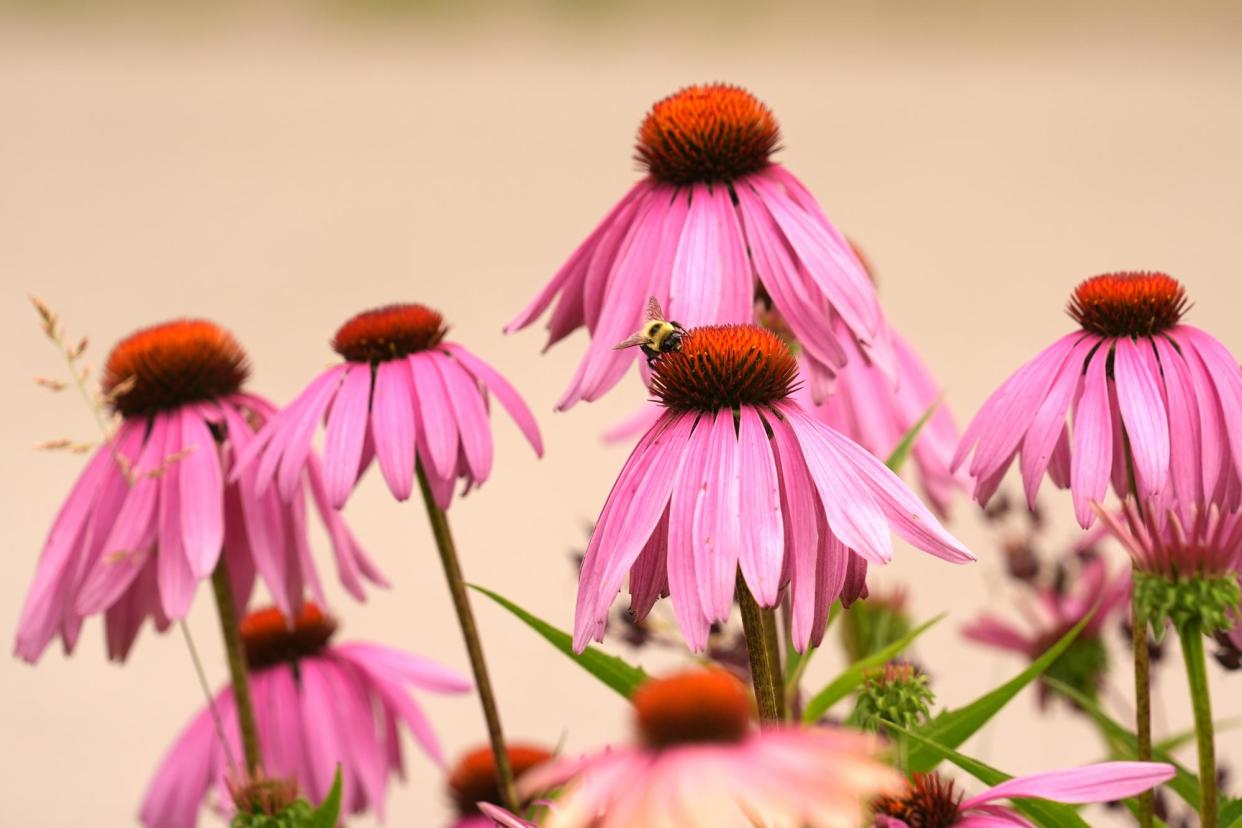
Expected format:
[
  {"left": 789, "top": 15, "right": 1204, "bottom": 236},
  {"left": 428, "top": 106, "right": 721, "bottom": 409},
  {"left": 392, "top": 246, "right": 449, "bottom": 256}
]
[
  {"left": 636, "top": 84, "right": 780, "bottom": 185},
  {"left": 1067, "top": 272, "right": 1187, "bottom": 338},
  {"left": 240, "top": 603, "right": 337, "bottom": 672},
  {"left": 448, "top": 744, "right": 554, "bottom": 814},
  {"left": 633, "top": 669, "right": 752, "bottom": 748},
  {"left": 102, "top": 319, "right": 248, "bottom": 417},
  {"left": 331, "top": 303, "right": 447, "bottom": 363},
  {"left": 650, "top": 324, "right": 798, "bottom": 411},
  {"left": 871, "top": 772, "right": 963, "bottom": 828}
]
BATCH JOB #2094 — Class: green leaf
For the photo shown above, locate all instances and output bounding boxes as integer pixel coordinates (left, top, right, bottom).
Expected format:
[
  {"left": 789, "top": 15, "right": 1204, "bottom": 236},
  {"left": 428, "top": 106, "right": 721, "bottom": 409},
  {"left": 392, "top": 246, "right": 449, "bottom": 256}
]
[
  {"left": 470, "top": 583, "right": 649, "bottom": 699},
  {"left": 802, "top": 613, "right": 944, "bottom": 723},
  {"left": 889, "top": 724, "right": 1091, "bottom": 828},
  {"left": 885, "top": 400, "right": 940, "bottom": 473},
  {"left": 906, "top": 611, "right": 1091, "bottom": 772},
  {"left": 1045, "top": 677, "right": 1201, "bottom": 810},
  {"left": 1151, "top": 716, "right": 1242, "bottom": 755},
  {"left": 1222, "top": 796, "right": 1242, "bottom": 827},
  {"left": 310, "top": 768, "right": 343, "bottom": 828}
]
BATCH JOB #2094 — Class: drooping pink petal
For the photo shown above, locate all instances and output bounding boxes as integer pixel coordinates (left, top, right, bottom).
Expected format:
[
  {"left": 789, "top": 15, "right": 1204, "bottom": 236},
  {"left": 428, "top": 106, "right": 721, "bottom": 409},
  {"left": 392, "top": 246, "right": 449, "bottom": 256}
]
[
  {"left": 269, "top": 365, "right": 348, "bottom": 501},
  {"left": 767, "top": 408, "right": 821, "bottom": 648},
  {"left": 320, "top": 364, "right": 373, "bottom": 508},
  {"left": 1152, "top": 336, "right": 1203, "bottom": 512},
  {"left": 1181, "top": 325, "right": 1242, "bottom": 488},
  {"left": 178, "top": 408, "right": 225, "bottom": 577},
  {"left": 304, "top": 455, "right": 368, "bottom": 600},
  {"left": 443, "top": 344, "right": 544, "bottom": 456},
  {"left": 139, "top": 700, "right": 218, "bottom": 828},
  {"left": 810, "top": 519, "right": 850, "bottom": 647},
  {"left": 694, "top": 409, "right": 742, "bottom": 621},
  {"left": 961, "top": 762, "right": 1175, "bottom": 810},
  {"left": 367, "top": 359, "right": 417, "bottom": 501},
  {"left": 1019, "top": 337, "right": 1091, "bottom": 508},
  {"left": 665, "top": 415, "right": 714, "bottom": 652},
  {"left": 434, "top": 355, "right": 495, "bottom": 484},
  {"left": 1113, "top": 336, "right": 1170, "bottom": 501},
  {"left": 736, "top": 406, "right": 784, "bottom": 605},
  {"left": 962, "top": 615, "right": 1034, "bottom": 654},
  {"left": 629, "top": 507, "right": 670, "bottom": 620},
  {"left": 157, "top": 419, "right": 197, "bottom": 619},
  {"left": 409, "top": 352, "right": 460, "bottom": 482},
  {"left": 1071, "top": 347, "right": 1115, "bottom": 527}
]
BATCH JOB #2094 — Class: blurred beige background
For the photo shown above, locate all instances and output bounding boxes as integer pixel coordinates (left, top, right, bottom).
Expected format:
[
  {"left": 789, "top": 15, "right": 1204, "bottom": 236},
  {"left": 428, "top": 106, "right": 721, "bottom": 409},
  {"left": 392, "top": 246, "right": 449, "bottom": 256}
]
[{"left": 2, "top": 3, "right": 1241, "bottom": 825}]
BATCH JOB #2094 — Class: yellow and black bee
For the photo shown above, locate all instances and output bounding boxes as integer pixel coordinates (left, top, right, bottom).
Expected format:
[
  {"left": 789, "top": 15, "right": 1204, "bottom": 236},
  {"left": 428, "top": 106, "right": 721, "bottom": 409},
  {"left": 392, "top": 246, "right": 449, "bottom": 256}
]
[{"left": 614, "top": 297, "right": 686, "bottom": 365}]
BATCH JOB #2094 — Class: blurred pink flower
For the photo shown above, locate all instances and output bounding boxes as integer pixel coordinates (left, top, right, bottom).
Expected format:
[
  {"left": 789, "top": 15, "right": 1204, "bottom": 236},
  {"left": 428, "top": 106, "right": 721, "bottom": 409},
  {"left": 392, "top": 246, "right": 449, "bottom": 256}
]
[
  {"left": 872, "top": 763, "right": 1174, "bottom": 826},
  {"left": 446, "top": 743, "right": 554, "bottom": 828},
  {"left": 15, "top": 319, "right": 383, "bottom": 664},
  {"left": 575, "top": 325, "right": 972, "bottom": 654},
  {"left": 963, "top": 554, "right": 1128, "bottom": 705},
  {"left": 238, "top": 303, "right": 542, "bottom": 511},
  {"left": 140, "top": 603, "right": 470, "bottom": 827},
  {"left": 507, "top": 83, "right": 893, "bottom": 410},
  {"left": 954, "top": 272, "right": 1242, "bottom": 527},
  {"left": 519, "top": 669, "right": 904, "bottom": 828}
]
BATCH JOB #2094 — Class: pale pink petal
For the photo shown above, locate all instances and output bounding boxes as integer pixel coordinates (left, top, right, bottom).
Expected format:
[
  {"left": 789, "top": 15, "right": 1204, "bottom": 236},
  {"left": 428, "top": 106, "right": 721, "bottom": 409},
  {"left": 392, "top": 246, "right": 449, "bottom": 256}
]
[
  {"left": 767, "top": 410, "right": 822, "bottom": 648},
  {"left": 370, "top": 359, "right": 418, "bottom": 502},
  {"left": 961, "top": 762, "right": 1175, "bottom": 809},
  {"left": 335, "top": 642, "right": 472, "bottom": 694},
  {"left": 1071, "top": 348, "right": 1115, "bottom": 527},
  {"left": 694, "top": 409, "right": 741, "bottom": 621},
  {"left": 443, "top": 344, "right": 544, "bottom": 457},
  {"left": 736, "top": 406, "right": 784, "bottom": 605},
  {"left": 665, "top": 415, "right": 714, "bottom": 652}
]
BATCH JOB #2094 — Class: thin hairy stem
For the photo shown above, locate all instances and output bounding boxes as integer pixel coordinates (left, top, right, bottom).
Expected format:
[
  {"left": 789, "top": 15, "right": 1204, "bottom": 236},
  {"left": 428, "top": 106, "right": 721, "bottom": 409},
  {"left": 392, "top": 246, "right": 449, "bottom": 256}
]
[
  {"left": 210, "top": 557, "right": 262, "bottom": 774},
  {"left": 737, "top": 572, "right": 785, "bottom": 723},
  {"left": 178, "top": 620, "right": 239, "bottom": 778}
]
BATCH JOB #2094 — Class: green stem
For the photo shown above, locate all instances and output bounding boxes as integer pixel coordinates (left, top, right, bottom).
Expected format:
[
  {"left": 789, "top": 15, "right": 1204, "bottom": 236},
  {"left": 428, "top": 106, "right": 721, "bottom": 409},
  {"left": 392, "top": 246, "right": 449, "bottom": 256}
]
[
  {"left": 737, "top": 572, "right": 785, "bottom": 722},
  {"left": 1178, "top": 623, "right": 1218, "bottom": 826},
  {"left": 415, "top": 464, "right": 519, "bottom": 813},
  {"left": 1122, "top": 432, "right": 1154, "bottom": 828},
  {"left": 210, "top": 556, "right": 262, "bottom": 775}
]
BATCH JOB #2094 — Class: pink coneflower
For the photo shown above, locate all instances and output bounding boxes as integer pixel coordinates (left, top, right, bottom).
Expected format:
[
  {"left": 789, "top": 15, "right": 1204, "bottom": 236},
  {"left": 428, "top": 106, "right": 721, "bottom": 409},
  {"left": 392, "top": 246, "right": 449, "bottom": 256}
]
[
  {"left": 140, "top": 603, "right": 470, "bottom": 827},
  {"left": 518, "top": 669, "right": 904, "bottom": 828},
  {"left": 507, "top": 83, "right": 892, "bottom": 410},
  {"left": 871, "top": 764, "right": 1175, "bottom": 827},
  {"left": 238, "top": 304, "right": 542, "bottom": 511},
  {"left": 963, "top": 553, "right": 1129, "bottom": 705},
  {"left": 15, "top": 319, "right": 383, "bottom": 663},
  {"left": 574, "top": 324, "right": 972, "bottom": 654},
  {"left": 954, "top": 272, "right": 1242, "bottom": 527},
  {"left": 447, "top": 744, "right": 554, "bottom": 828}
]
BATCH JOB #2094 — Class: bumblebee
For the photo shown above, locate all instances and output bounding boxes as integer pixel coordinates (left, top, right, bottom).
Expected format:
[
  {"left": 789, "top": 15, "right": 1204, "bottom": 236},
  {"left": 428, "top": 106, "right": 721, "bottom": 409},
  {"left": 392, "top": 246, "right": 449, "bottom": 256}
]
[{"left": 614, "top": 297, "right": 686, "bottom": 364}]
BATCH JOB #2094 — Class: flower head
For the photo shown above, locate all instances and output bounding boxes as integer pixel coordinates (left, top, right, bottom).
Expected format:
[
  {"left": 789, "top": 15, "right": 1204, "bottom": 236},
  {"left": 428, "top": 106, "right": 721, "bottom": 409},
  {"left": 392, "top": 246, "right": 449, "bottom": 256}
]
[
  {"left": 238, "top": 302, "right": 542, "bottom": 511},
  {"left": 873, "top": 762, "right": 1175, "bottom": 827},
  {"left": 448, "top": 743, "right": 554, "bottom": 827},
  {"left": 141, "top": 603, "right": 471, "bottom": 828},
  {"left": 508, "top": 83, "right": 892, "bottom": 409},
  {"left": 955, "top": 272, "right": 1242, "bottom": 527},
  {"left": 963, "top": 552, "right": 1128, "bottom": 706},
  {"left": 1097, "top": 500, "right": 1242, "bottom": 635},
  {"left": 518, "top": 669, "right": 904, "bottom": 828},
  {"left": 576, "top": 324, "right": 972, "bottom": 654},
  {"left": 15, "top": 319, "right": 384, "bottom": 664}
]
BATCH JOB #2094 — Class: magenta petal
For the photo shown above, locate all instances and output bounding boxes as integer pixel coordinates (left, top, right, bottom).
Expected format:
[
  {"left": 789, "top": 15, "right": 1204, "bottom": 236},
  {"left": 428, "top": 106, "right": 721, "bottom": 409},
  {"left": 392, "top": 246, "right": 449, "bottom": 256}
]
[
  {"left": 370, "top": 360, "right": 418, "bottom": 501},
  {"left": 961, "top": 762, "right": 1175, "bottom": 809},
  {"left": 1071, "top": 349, "right": 1115, "bottom": 527},
  {"left": 665, "top": 415, "right": 714, "bottom": 652},
  {"left": 736, "top": 406, "right": 784, "bottom": 605},
  {"left": 409, "top": 353, "right": 461, "bottom": 482},
  {"left": 273, "top": 365, "right": 348, "bottom": 501},
  {"left": 1019, "top": 337, "right": 1090, "bottom": 508},
  {"left": 1152, "top": 336, "right": 1203, "bottom": 511},
  {"left": 628, "top": 507, "right": 670, "bottom": 620},
  {"left": 769, "top": 409, "right": 820, "bottom": 650},
  {"left": 178, "top": 408, "right": 225, "bottom": 577},
  {"left": 810, "top": 531, "right": 849, "bottom": 647},
  {"left": 1113, "top": 336, "right": 1170, "bottom": 499},
  {"left": 1181, "top": 326, "right": 1242, "bottom": 488},
  {"left": 305, "top": 455, "right": 367, "bottom": 600},
  {"left": 157, "top": 422, "right": 197, "bottom": 619}
]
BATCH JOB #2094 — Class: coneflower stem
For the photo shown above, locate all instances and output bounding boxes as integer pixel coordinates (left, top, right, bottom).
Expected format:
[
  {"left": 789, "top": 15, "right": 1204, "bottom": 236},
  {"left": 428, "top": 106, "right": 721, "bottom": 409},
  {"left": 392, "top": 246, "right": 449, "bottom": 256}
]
[
  {"left": 737, "top": 572, "right": 785, "bottom": 722},
  {"left": 209, "top": 556, "right": 262, "bottom": 775},
  {"left": 415, "top": 464, "right": 519, "bottom": 813},
  {"left": 1122, "top": 434, "right": 1154, "bottom": 828},
  {"left": 1178, "top": 622, "right": 1217, "bottom": 826}
]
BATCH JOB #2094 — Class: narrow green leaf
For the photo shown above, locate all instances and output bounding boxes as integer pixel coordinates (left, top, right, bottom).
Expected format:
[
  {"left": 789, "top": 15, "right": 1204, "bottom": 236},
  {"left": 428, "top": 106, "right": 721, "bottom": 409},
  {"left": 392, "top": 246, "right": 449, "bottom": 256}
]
[
  {"left": 906, "top": 611, "right": 1091, "bottom": 772},
  {"left": 470, "top": 583, "right": 648, "bottom": 699},
  {"left": 1151, "top": 716, "right": 1242, "bottom": 755},
  {"left": 885, "top": 400, "right": 940, "bottom": 473},
  {"left": 802, "top": 613, "right": 944, "bottom": 723},
  {"left": 1045, "top": 677, "right": 1200, "bottom": 809},
  {"left": 890, "top": 724, "right": 1091, "bottom": 828},
  {"left": 1222, "top": 796, "right": 1242, "bottom": 826},
  {"left": 310, "top": 768, "right": 343, "bottom": 828}
]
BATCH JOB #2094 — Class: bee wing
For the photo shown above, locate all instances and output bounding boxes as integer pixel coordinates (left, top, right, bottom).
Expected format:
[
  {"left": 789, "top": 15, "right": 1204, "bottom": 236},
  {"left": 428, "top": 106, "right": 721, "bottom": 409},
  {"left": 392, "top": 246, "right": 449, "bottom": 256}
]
[
  {"left": 645, "top": 296, "right": 669, "bottom": 324},
  {"left": 613, "top": 332, "right": 649, "bottom": 350}
]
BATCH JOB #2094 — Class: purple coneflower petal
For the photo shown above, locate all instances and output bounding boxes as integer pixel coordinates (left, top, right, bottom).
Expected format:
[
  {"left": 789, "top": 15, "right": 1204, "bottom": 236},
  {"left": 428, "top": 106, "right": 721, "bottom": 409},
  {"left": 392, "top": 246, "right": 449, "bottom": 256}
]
[
  {"left": 1019, "top": 337, "right": 1091, "bottom": 508},
  {"left": 1152, "top": 336, "right": 1203, "bottom": 510},
  {"left": 962, "top": 616, "right": 1034, "bottom": 654},
  {"left": 370, "top": 359, "right": 417, "bottom": 501},
  {"left": 177, "top": 409, "right": 225, "bottom": 577},
  {"left": 435, "top": 356, "right": 495, "bottom": 484},
  {"left": 271, "top": 365, "right": 348, "bottom": 500},
  {"left": 736, "top": 406, "right": 784, "bottom": 605},
  {"left": 1071, "top": 349, "right": 1114, "bottom": 526},
  {"left": 443, "top": 344, "right": 544, "bottom": 456},
  {"left": 409, "top": 353, "right": 460, "bottom": 481},
  {"left": 157, "top": 429, "right": 196, "bottom": 619},
  {"left": 961, "top": 762, "right": 1175, "bottom": 809},
  {"left": 629, "top": 507, "right": 670, "bottom": 620},
  {"left": 1113, "top": 336, "right": 1170, "bottom": 500},
  {"left": 695, "top": 409, "right": 742, "bottom": 621}
]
